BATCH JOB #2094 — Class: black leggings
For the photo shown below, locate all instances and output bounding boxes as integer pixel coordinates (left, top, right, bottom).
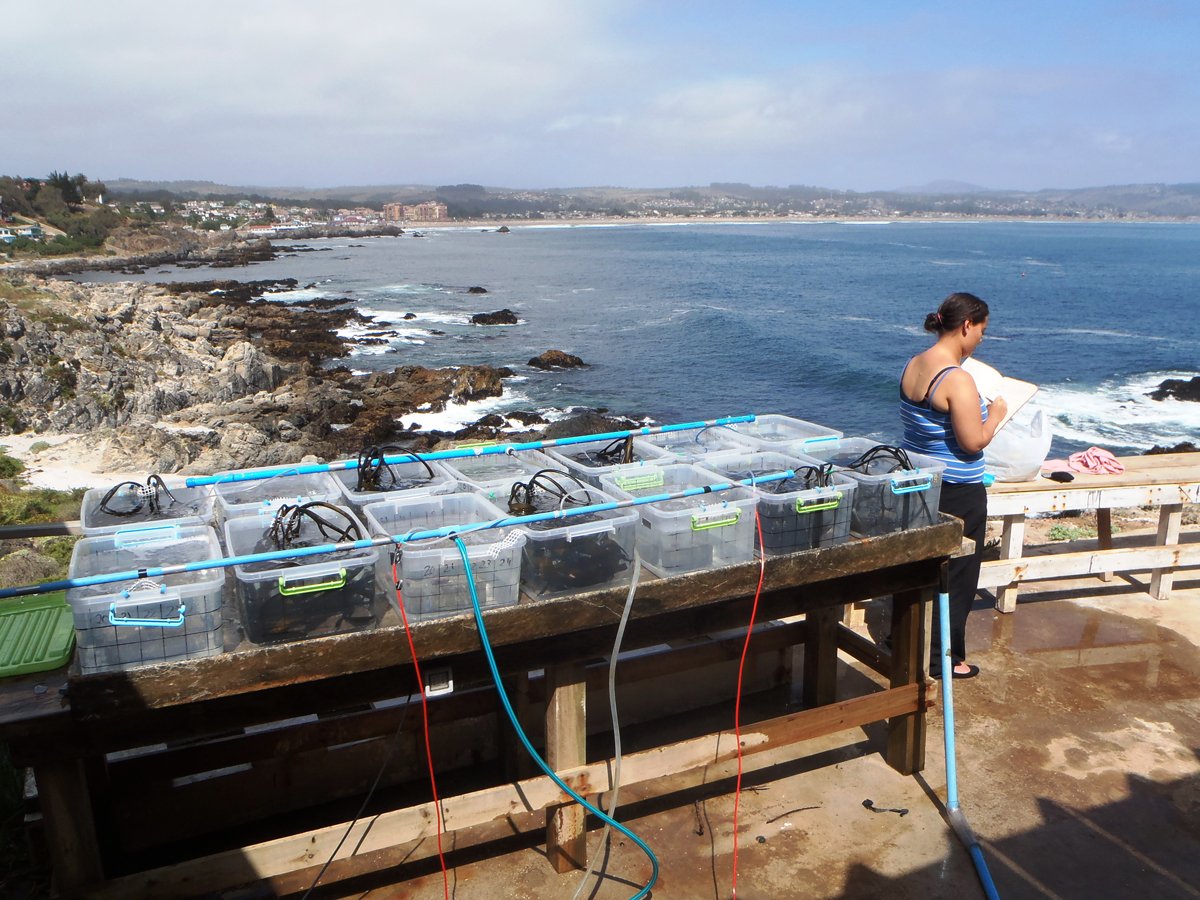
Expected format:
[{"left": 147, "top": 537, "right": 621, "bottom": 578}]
[{"left": 931, "top": 481, "right": 987, "bottom": 671}]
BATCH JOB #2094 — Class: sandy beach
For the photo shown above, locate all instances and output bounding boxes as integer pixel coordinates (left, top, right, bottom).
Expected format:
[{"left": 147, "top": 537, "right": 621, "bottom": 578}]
[{"left": 1, "top": 432, "right": 146, "bottom": 491}]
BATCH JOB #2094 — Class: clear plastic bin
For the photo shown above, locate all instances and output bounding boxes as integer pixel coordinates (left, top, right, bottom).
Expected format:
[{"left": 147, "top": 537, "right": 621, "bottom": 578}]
[
  {"left": 598, "top": 463, "right": 757, "bottom": 578},
  {"left": 213, "top": 466, "right": 343, "bottom": 522},
  {"left": 632, "top": 425, "right": 756, "bottom": 464},
  {"left": 80, "top": 479, "right": 214, "bottom": 536},
  {"left": 440, "top": 448, "right": 557, "bottom": 489},
  {"left": 330, "top": 455, "right": 457, "bottom": 508},
  {"left": 363, "top": 493, "right": 524, "bottom": 622},
  {"left": 802, "top": 438, "right": 946, "bottom": 535},
  {"left": 701, "top": 450, "right": 858, "bottom": 555},
  {"left": 472, "top": 478, "right": 638, "bottom": 599},
  {"left": 66, "top": 525, "right": 225, "bottom": 674},
  {"left": 724, "top": 414, "right": 843, "bottom": 455},
  {"left": 545, "top": 437, "right": 671, "bottom": 487},
  {"left": 223, "top": 505, "right": 382, "bottom": 645}
]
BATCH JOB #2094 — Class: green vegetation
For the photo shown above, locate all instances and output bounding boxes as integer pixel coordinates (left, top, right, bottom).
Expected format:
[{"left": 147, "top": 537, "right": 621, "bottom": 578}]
[
  {"left": 0, "top": 449, "right": 23, "bottom": 479},
  {"left": 0, "top": 484, "right": 85, "bottom": 527},
  {"left": 0, "top": 172, "right": 119, "bottom": 259},
  {"left": 1047, "top": 523, "right": 1103, "bottom": 541}
]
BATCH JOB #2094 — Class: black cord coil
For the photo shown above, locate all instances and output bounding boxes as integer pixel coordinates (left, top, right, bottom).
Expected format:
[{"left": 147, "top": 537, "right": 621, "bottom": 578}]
[
  {"left": 97, "top": 474, "right": 181, "bottom": 518},
  {"left": 354, "top": 445, "right": 436, "bottom": 493}
]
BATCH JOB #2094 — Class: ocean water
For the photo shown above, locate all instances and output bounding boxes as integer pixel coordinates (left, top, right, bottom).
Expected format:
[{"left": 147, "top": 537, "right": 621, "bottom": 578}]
[{"left": 73, "top": 221, "right": 1200, "bottom": 455}]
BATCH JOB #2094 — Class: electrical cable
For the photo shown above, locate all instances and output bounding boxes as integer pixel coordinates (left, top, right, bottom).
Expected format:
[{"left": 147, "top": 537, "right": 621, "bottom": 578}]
[
  {"left": 571, "top": 547, "right": 642, "bottom": 900},
  {"left": 355, "top": 445, "right": 436, "bottom": 493},
  {"left": 97, "top": 474, "right": 181, "bottom": 517},
  {"left": 730, "top": 509, "right": 767, "bottom": 900},
  {"left": 300, "top": 692, "right": 414, "bottom": 899},
  {"left": 389, "top": 554, "right": 451, "bottom": 900},
  {"left": 452, "top": 537, "right": 659, "bottom": 900}
]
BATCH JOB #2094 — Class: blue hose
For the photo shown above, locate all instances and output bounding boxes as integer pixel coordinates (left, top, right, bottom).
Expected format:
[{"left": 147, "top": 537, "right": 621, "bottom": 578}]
[
  {"left": 453, "top": 538, "right": 659, "bottom": 899},
  {"left": 937, "top": 584, "right": 1001, "bottom": 899}
]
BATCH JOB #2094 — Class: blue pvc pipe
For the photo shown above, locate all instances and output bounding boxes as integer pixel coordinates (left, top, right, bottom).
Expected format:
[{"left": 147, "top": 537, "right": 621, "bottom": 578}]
[
  {"left": 0, "top": 470, "right": 793, "bottom": 600},
  {"left": 183, "top": 414, "right": 757, "bottom": 487},
  {"left": 937, "top": 584, "right": 1001, "bottom": 899}
]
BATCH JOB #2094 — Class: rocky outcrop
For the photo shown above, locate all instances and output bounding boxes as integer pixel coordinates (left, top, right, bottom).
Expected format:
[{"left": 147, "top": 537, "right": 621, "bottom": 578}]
[
  {"left": 0, "top": 275, "right": 516, "bottom": 473},
  {"left": 467, "top": 286, "right": 489, "bottom": 294},
  {"left": 470, "top": 309, "right": 518, "bottom": 325},
  {"left": 1145, "top": 441, "right": 1199, "bottom": 455},
  {"left": 1149, "top": 376, "right": 1200, "bottom": 402},
  {"left": 528, "top": 350, "right": 586, "bottom": 370}
]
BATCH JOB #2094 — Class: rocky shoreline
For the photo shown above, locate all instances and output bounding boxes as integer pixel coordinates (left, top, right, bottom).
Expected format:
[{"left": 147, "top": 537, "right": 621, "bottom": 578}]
[{"left": 0, "top": 272, "right": 611, "bottom": 478}]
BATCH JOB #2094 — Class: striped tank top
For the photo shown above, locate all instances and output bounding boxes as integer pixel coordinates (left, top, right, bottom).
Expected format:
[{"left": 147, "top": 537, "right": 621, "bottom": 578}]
[{"left": 899, "top": 362, "right": 988, "bottom": 484}]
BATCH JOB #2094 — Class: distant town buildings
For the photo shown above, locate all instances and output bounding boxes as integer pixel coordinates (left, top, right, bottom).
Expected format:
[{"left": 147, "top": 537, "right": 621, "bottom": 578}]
[{"left": 383, "top": 201, "right": 448, "bottom": 223}]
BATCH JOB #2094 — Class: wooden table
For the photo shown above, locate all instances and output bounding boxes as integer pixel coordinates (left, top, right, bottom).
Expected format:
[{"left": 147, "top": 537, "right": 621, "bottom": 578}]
[
  {"left": 0, "top": 518, "right": 961, "bottom": 898},
  {"left": 982, "top": 452, "right": 1200, "bottom": 612}
]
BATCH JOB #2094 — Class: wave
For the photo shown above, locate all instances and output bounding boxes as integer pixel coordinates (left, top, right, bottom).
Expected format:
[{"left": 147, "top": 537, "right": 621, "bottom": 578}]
[
  {"left": 1037, "top": 370, "right": 1200, "bottom": 451},
  {"left": 262, "top": 287, "right": 340, "bottom": 303},
  {"left": 396, "top": 389, "right": 539, "bottom": 433}
]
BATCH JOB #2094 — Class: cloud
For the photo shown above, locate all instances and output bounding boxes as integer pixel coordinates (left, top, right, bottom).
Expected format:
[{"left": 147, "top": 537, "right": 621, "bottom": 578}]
[{"left": 6, "top": 2, "right": 1199, "bottom": 189}]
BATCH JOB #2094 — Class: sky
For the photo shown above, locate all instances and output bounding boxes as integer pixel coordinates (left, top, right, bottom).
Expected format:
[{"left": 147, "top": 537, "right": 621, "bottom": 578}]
[{"left": 7, "top": 1, "right": 1199, "bottom": 192}]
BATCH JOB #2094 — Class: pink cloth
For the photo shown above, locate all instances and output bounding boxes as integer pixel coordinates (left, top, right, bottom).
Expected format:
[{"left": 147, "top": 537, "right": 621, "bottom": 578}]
[{"left": 1044, "top": 447, "right": 1125, "bottom": 475}]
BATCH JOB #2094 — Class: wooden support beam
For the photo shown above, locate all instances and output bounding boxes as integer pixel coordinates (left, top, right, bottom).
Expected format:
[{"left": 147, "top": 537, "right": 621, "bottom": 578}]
[
  {"left": 1150, "top": 504, "right": 1184, "bottom": 600},
  {"left": 995, "top": 513, "right": 1026, "bottom": 613},
  {"left": 802, "top": 606, "right": 840, "bottom": 709},
  {"left": 884, "top": 586, "right": 929, "bottom": 775},
  {"left": 73, "top": 684, "right": 921, "bottom": 899},
  {"left": 1097, "top": 507, "right": 1114, "bottom": 582},
  {"left": 544, "top": 662, "right": 587, "bottom": 873},
  {"left": 979, "top": 541, "right": 1200, "bottom": 592},
  {"left": 836, "top": 623, "right": 890, "bottom": 676},
  {"left": 34, "top": 758, "right": 103, "bottom": 892}
]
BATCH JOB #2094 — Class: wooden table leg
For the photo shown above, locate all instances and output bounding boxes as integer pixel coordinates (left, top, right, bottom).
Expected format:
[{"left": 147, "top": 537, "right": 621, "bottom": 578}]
[
  {"left": 544, "top": 662, "right": 587, "bottom": 873},
  {"left": 1097, "top": 507, "right": 1114, "bottom": 581},
  {"left": 33, "top": 757, "right": 104, "bottom": 891},
  {"left": 1150, "top": 503, "right": 1183, "bottom": 600},
  {"left": 802, "top": 606, "right": 840, "bottom": 709},
  {"left": 885, "top": 586, "right": 929, "bottom": 775},
  {"left": 996, "top": 513, "right": 1025, "bottom": 613}
]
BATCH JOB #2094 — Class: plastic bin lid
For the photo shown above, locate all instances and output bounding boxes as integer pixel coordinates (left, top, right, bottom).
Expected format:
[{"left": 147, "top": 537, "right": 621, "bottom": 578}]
[{"left": 0, "top": 591, "right": 76, "bottom": 677}]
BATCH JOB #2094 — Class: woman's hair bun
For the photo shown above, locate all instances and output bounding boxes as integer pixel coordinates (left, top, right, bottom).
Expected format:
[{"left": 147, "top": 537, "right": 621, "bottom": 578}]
[{"left": 924, "top": 311, "right": 942, "bottom": 333}]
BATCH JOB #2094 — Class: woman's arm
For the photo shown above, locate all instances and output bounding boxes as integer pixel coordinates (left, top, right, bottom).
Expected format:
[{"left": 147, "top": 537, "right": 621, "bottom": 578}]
[{"left": 943, "top": 369, "right": 1008, "bottom": 453}]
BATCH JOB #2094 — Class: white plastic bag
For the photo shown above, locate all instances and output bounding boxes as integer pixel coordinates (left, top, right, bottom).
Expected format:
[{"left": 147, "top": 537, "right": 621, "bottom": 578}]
[{"left": 984, "top": 404, "right": 1052, "bottom": 482}]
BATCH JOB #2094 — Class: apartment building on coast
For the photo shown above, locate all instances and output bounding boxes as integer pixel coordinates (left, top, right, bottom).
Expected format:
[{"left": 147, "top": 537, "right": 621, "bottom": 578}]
[{"left": 382, "top": 200, "right": 449, "bottom": 223}]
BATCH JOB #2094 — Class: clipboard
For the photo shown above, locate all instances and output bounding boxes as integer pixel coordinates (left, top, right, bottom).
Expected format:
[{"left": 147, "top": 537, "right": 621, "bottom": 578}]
[{"left": 961, "top": 357, "right": 1038, "bottom": 432}]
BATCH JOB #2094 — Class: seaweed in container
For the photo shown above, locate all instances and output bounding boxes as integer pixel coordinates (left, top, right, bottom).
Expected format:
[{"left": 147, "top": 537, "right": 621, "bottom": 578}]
[
  {"left": 721, "top": 462, "right": 845, "bottom": 552},
  {"left": 232, "top": 501, "right": 382, "bottom": 644},
  {"left": 84, "top": 474, "right": 211, "bottom": 531},
  {"left": 829, "top": 445, "right": 937, "bottom": 534},
  {"left": 353, "top": 445, "right": 439, "bottom": 493},
  {"left": 506, "top": 469, "right": 633, "bottom": 596}
]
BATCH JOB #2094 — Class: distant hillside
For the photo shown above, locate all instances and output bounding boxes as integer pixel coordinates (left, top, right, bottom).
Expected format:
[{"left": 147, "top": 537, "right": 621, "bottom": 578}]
[
  {"left": 105, "top": 178, "right": 440, "bottom": 205},
  {"left": 892, "top": 180, "right": 992, "bottom": 194},
  {"left": 94, "top": 177, "right": 1200, "bottom": 220}
]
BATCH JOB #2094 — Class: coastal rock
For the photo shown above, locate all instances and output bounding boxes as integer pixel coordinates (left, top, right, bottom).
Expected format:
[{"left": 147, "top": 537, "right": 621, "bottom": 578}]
[
  {"left": 527, "top": 350, "right": 586, "bottom": 370},
  {"left": 470, "top": 309, "right": 518, "bottom": 326},
  {"left": 0, "top": 275, "right": 520, "bottom": 474},
  {"left": 1145, "top": 441, "right": 1199, "bottom": 455},
  {"left": 1149, "top": 376, "right": 1200, "bottom": 402},
  {"left": 542, "top": 410, "right": 643, "bottom": 439},
  {"left": 467, "top": 286, "right": 489, "bottom": 294}
]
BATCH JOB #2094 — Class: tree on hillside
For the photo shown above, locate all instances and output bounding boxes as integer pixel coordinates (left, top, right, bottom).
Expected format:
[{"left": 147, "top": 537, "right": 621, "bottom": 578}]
[
  {"left": 34, "top": 183, "right": 71, "bottom": 222},
  {"left": 47, "top": 171, "right": 83, "bottom": 205}
]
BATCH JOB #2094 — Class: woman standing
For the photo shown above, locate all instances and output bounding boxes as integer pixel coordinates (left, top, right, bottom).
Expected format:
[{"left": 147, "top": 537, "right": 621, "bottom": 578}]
[{"left": 900, "top": 292, "right": 1007, "bottom": 678}]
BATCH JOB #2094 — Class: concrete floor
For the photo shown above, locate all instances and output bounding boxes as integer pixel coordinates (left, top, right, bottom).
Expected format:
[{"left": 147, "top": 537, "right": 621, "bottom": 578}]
[{"left": 316, "top": 568, "right": 1200, "bottom": 900}]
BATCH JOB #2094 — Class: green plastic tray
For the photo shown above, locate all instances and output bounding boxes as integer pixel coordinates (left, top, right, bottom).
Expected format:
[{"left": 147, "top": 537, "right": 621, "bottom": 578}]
[{"left": 0, "top": 591, "right": 75, "bottom": 678}]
